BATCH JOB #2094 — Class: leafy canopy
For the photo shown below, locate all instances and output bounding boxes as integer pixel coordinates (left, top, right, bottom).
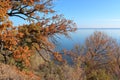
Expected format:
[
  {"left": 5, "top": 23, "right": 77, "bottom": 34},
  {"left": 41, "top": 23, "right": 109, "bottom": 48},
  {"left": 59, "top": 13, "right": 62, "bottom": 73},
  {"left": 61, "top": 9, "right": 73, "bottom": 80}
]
[{"left": 0, "top": 0, "right": 76, "bottom": 68}]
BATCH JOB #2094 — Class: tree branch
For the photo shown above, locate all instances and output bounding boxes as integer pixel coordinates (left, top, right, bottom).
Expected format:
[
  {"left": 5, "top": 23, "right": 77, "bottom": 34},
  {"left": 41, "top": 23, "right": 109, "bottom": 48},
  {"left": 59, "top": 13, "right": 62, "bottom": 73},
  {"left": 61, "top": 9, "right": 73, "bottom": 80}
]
[{"left": 34, "top": 46, "right": 50, "bottom": 63}]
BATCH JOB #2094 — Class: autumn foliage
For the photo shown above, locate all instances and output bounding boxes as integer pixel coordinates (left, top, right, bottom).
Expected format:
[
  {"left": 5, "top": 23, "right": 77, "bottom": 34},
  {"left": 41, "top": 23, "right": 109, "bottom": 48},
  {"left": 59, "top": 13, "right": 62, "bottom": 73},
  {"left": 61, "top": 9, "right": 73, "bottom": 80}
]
[
  {"left": 2, "top": 0, "right": 120, "bottom": 80},
  {"left": 0, "top": 0, "right": 76, "bottom": 69},
  {"left": 65, "top": 31, "right": 120, "bottom": 80}
]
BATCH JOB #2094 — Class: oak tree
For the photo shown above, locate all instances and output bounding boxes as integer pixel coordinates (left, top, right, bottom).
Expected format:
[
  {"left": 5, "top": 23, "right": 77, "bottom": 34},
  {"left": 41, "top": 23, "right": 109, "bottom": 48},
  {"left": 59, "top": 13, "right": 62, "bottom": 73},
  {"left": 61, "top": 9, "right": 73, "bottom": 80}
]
[
  {"left": 0, "top": 0, "right": 76, "bottom": 68},
  {"left": 82, "top": 31, "right": 118, "bottom": 79}
]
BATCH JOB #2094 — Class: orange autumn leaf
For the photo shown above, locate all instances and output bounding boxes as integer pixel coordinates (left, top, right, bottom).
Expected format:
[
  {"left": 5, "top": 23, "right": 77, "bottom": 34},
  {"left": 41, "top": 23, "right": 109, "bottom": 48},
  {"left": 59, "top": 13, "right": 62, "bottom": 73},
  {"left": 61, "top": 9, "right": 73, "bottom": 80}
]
[{"left": 0, "top": 0, "right": 76, "bottom": 70}]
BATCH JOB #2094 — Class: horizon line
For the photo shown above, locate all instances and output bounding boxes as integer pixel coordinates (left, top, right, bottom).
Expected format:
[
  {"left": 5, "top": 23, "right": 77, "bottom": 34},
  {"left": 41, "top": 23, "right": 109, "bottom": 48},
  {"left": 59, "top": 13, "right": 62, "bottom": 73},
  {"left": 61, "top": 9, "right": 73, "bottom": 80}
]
[{"left": 78, "top": 28, "right": 120, "bottom": 29}]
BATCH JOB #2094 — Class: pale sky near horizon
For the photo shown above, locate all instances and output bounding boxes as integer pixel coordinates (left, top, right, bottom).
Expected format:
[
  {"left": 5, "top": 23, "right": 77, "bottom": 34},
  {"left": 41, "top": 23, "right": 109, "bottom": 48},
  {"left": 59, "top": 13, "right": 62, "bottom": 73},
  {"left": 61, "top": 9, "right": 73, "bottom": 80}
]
[{"left": 54, "top": 0, "right": 120, "bottom": 28}]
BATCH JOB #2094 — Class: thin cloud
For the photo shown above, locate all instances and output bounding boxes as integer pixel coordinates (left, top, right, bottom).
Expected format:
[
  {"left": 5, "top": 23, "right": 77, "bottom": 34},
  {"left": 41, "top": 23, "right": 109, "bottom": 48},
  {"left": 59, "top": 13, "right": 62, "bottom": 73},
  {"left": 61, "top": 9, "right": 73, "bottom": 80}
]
[
  {"left": 78, "top": 19, "right": 120, "bottom": 28},
  {"left": 101, "top": 19, "right": 120, "bottom": 22},
  {"left": 79, "top": 24, "right": 120, "bottom": 28}
]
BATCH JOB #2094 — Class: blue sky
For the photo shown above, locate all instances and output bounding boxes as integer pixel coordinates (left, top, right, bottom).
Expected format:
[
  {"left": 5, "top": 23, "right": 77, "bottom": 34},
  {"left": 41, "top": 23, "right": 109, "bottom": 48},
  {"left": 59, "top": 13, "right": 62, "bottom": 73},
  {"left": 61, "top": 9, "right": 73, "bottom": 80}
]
[
  {"left": 54, "top": 0, "right": 120, "bottom": 28},
  {"left": 10, "top": 0, "right": 120, "bottom": 28}
]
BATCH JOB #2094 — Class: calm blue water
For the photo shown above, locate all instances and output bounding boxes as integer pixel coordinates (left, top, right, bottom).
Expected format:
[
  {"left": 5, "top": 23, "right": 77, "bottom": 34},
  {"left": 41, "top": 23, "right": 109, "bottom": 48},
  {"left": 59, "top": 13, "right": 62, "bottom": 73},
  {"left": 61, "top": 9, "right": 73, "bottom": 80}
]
[{"left": 56, "top": 28, "right": 120, "bottom": 51}]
